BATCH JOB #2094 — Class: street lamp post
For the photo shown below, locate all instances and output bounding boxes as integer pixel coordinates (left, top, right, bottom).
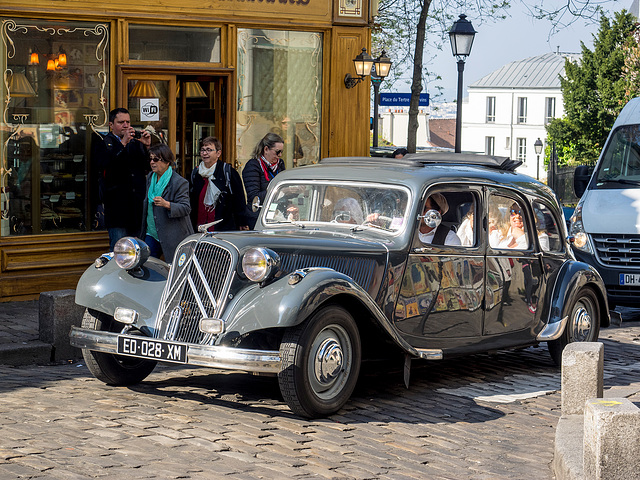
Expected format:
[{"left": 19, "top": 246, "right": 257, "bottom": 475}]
[
  {"left": 534, "top": 137, "right": 543, "bottom": 180},
  {"left": 372, "top": 51, "right": 391, "bottom": 148},
  {"left": 449, "top": 14, "right": 476, "bottom": 153}
]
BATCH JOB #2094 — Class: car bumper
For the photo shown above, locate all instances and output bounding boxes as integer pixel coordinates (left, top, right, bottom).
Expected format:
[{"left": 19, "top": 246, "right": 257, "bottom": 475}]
[{"left": 70, "top": 326, "right": 282, "bottom": 374}]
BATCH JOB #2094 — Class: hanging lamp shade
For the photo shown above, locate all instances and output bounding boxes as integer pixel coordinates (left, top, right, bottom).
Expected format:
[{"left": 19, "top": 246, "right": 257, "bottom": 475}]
[
  {"left": 8, "top": 72, "right": 36, "bottom": 97},
  {"left": 29, "top": 51, "right": 39, "bottom": 65},
  {"left": 177, "top": 81, "right": 207, "bottom": 98},
  {"left": 129, "top": 80, "right": 161, "bottom": 98},
  {"left": 57, "top": 52, "right": 67, "bottom": 68}
]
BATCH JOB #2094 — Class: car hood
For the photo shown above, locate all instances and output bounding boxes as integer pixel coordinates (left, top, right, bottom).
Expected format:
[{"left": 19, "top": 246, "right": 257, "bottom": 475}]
[{"left": 582, "top": 188, "right": 640, "bottom": 234}]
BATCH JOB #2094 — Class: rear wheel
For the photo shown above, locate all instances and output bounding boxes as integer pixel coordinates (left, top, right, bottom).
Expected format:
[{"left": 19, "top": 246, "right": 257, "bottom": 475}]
[
  {"left": 81, "top": 309, "right": 157, "bottom": 385},
  {"left": 278, "top": 305, "right": 361, "bottom": 418},
  {"left": 548, "top": 287, "right": 601, "bottom": 365}
]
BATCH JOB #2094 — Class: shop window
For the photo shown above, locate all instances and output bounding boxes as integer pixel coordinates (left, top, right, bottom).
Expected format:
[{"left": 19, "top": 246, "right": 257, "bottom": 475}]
[
  {"left": 1, "top": 18, "right": 110, "bottom": 237},
  {"left": 129, "top": 25, "right": 220, "bottom": 63},
  {"left": 237, "top": 29, "right": 322, "bottom": 170}
]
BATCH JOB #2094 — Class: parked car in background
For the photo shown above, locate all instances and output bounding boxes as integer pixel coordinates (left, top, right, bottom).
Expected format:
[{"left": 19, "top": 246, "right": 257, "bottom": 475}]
[
  {"left": 71, "top": 153, "right": 609, "bottom": 418},
  {"left": 571, "top": 97, "right": 640, "bottom": 309}
]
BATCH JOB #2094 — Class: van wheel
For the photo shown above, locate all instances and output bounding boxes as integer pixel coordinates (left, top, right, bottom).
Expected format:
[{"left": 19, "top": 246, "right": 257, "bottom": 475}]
[
  {"left": 81, "top": 309, "right": 157, "bottom": 385},
  {"left": 278, "top": 306, "right": 361, "bottom": 418},
  {"left": 548, "top": 287, "right": 600, "bottom": 366}
]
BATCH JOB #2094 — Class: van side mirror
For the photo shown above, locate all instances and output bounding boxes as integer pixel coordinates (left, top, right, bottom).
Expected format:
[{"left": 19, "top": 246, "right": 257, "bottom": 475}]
[{"left": 573, "top": 165, "right": 593, "bottom": 198}]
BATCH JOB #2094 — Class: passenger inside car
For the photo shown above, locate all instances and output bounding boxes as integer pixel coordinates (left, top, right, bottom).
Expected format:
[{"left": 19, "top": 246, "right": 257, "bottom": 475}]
[
  {"left": 418, "top": 193, "right": 461, "bottom": 246},
  {"left": 333, "top": 197, "right": 364, "bottom": 224},
  {"left": 489, "top": 200, "right": 529, "bottom": 249}
]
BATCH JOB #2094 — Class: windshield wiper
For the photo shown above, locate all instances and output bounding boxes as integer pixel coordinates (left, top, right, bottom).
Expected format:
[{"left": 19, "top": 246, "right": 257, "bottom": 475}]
[
  {"left": 351, "top": 222, "right": 393, "bottom": 233},
  {"left": 270, "top": 220, "right": 306, "bottom": 228},
  {"left": 597, "top": 178, "right": 640, "bottom": 186}
]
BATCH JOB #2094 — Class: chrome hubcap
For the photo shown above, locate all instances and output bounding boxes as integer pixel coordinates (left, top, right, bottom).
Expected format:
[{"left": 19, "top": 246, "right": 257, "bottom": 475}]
[
  {"left": 314, "top": 338, "right": 344, "bottom": 385},
  {"left": 572, "top": 304, "right": 592, "bottom": 341}
]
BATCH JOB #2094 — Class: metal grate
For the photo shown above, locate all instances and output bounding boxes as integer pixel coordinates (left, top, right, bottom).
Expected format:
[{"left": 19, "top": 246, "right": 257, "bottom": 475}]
[
  {"left": 593, "top": 234, "right": 640, "bottom": 267},
  {"left": 278, "top": 253, "right": 376, "bottom": 290}
]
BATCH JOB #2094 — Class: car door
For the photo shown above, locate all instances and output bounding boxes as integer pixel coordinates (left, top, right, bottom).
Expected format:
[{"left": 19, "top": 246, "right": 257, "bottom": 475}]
[
  {"left": 394, "top": 186, "right": 485, "bottom": 349},
  {"left": 484, "top": 189, "right": 544, "bottom": 337}
]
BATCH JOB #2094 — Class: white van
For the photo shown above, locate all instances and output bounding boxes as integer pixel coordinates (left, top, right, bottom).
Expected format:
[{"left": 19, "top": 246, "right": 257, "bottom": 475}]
[{"left": 571, "top": 97, "right": 640, "bottom": 309}]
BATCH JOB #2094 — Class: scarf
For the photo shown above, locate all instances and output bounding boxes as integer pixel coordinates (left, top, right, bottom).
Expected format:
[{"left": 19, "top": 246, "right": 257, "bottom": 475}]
[
  {"left": 146, "top": 167, "right": 173, "bottom": 241},
  {"left": 198, "top": 162, "right": 220, "bottom": 211},
  {"left": 259, "top": 156, "right": 279, "bottom": 182}
]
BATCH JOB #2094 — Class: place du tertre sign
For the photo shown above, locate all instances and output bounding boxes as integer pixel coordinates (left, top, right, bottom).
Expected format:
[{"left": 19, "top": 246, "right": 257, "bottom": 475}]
[{"left": 380, "top": 93, "right": 430, "bottom": 107}]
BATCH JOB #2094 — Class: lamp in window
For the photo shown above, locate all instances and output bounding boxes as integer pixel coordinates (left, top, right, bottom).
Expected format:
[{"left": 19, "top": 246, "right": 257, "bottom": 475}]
[
  {"left": 57, "top": 46, "right": 67, "bottom": 68},
  {"left": 29, "top": 48, "right": 39, "bottom": 66},
  {"left": 177, "top": 81, "right": 207, "bottom": 98},
  {"left": 344, "top": 48, "right": 374, "bottom": 89},
  {"left": 7, "top": 71, "right": 36, "bottom": 97},
  {"left": 129, "top": 80, "right": 161, "bottom": 98}
]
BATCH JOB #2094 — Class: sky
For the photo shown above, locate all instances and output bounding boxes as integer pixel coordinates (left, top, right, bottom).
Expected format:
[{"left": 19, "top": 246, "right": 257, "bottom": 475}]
[{"left": 408, "top": 0, "right": 633, "bottom": 104}]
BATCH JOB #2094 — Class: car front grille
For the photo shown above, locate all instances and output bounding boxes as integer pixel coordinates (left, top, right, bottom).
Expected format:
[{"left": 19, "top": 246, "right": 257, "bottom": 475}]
[
  {"left": 593, "top": 234, "right": 640, "bottom": 267},
  {"left": 155, "top": 240, "right": 234, "bottom": 344}
]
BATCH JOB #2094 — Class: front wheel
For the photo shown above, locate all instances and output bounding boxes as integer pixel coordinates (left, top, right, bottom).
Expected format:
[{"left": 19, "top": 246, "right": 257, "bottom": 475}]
[
  {"left": 81, "top": 308, "right": 157, "bottom": 385},
  {"left": 548, "top": 287, "right": 601, "bottom": 366},
  {"left": 278, "top": 305, "right": 361, "bottom": 418}
]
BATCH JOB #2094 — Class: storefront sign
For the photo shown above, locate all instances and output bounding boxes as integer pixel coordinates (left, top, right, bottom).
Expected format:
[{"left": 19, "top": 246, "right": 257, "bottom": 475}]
[
  {"left": 140, "top": 99, "right": 160, "bottom": 122},
  {"left": 379, "top": 93, "right": 429, "bottom": 107}
]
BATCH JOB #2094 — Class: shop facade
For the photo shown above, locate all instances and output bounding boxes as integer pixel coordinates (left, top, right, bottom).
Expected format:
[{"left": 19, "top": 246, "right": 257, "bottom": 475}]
[{"left": 0, "top": 0, "right": 372, "bottom": 301}]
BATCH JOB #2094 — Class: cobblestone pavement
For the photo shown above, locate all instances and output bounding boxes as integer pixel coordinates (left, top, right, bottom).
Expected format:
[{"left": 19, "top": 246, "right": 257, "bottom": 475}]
[{"left": 0, "top": 319, "right": 638, "bottom": 479}]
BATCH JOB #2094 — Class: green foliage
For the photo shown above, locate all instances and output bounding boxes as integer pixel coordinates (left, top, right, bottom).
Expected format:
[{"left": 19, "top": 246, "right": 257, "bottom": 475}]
[{"left": 549, "top": 11, "right": 638, "bottom": 166}]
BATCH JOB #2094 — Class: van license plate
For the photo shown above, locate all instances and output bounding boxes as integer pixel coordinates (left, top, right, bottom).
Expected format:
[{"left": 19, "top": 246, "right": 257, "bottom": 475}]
[
  {"left": 619, "top": 274, "right": 640, "bottom": 285},
  {"left": 117, "top": 336, "right": 187, "bottom": 363}
]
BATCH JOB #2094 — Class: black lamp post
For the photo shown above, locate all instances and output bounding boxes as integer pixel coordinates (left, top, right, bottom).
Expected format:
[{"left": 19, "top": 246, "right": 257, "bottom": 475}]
[
  {"left": 372, "top": 50, "right": 392, "bottom": 148},
  {"left": 534, "top": 138, "right": 543, "bottom": 180},
  {"left": 449, "top": 14, "right": 476, "bottom": 153}
]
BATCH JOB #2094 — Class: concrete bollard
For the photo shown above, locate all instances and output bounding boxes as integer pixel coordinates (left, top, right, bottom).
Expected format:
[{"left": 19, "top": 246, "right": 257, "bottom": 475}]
[
  {"left": 39, "top": 289, "right": 85, "bottom": 361},
  {"left": 583, "top": 398, "right": 640, "bottom": 480},
  {"left": 561, "top": 342, "right": 603, "bottom": 415}
]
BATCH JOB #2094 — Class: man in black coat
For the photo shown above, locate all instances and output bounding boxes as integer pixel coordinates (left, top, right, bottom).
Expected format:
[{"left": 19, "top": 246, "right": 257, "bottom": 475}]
[{"left": 93, "top": 108, "right": 151, "bottom": 249}]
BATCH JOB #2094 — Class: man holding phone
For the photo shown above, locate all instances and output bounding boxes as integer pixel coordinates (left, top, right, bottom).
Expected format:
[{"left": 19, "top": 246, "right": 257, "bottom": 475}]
[{"left": 93, "top": 107, "right": 151, "bottom": 249}]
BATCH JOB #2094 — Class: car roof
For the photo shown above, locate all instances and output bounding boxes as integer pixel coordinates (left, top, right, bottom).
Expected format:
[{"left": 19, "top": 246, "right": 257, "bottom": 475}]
[{"left": 274, "top": 154, "right": 559, "bottom": 207}]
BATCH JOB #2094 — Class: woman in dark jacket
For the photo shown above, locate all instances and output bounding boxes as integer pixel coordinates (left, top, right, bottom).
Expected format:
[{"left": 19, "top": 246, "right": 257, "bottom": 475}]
[
  {"left": 190, "top": 136, "right": 248, "bottom": 232},
  {"left": 242, "top": 132, "right": 284, "bottom": 229},
  {"left": 140, "top": 144, "right": 193, "bottom": 262}
]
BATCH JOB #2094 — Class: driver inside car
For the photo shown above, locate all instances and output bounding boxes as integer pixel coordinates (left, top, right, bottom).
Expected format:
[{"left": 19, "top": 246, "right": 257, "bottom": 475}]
[{"left": 333, "top": 197, "right": 364, "bottom": 224}]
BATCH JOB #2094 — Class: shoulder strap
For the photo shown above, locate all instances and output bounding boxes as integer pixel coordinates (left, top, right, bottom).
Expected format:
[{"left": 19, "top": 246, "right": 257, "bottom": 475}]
[
  {"left": 433, "top": 223, "right": 450, "bottom": 245},
  {"left": 224, "top": 162, "right": 232, "bottom": 194}
]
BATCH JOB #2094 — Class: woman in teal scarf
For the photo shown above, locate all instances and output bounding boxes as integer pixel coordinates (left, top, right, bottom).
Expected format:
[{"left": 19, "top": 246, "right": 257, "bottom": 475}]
[{"left": 140, "top": 144, "right": 193, "bottom": 261}]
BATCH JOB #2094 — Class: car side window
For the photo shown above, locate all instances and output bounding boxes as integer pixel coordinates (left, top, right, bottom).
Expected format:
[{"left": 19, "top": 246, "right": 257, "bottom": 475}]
[
  {"left": 415, "top": 190, "right": 476, "bottom": 248},
  {"left": 488, "top": 195, "right": 529, "bottom": 250},
  {"left": 532, "top": 200, "right": 562, "bottom": 253}
]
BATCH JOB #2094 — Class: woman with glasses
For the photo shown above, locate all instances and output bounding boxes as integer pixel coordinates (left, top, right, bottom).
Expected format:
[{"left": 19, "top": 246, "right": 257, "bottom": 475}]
[
  {"left": 190, "top": 136, "right": 248, "bottom": 232},
  {"left": 140, "top": 144, "right": 193, "bottom": 261},
  {"left": 242, "top": 132, "right": 285, "bottom": 229},
  {"left": 490, "top": 202, "right": 528, "bottom": 249}
]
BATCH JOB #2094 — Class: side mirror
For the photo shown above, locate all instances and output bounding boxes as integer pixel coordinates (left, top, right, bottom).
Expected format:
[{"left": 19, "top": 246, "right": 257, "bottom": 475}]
[
  {"left": 573, "top": 165, "right": 593, "bottom": 198},
  {"left": 251, "top": 196, "right": 262, "bottom": 213}
]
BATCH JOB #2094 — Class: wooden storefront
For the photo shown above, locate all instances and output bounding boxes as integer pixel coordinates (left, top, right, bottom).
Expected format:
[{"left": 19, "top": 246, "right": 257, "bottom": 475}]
[{"left": 0, "top": 0, "right": 373, "bottom": 301}]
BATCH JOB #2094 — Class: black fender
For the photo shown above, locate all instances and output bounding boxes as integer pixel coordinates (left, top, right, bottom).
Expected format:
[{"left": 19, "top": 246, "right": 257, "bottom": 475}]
[
  {"left": 539, "top": 260, "right": 609, "bottom": 340},
  {"left": 218, "top": 267, "right": 423, "bottom": 356},
  {"left": 74, "top": 256, "right": 169, "bottom": 327}
]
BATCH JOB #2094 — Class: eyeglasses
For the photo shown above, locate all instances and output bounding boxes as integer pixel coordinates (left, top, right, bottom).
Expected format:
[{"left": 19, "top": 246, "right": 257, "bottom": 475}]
[
  {"left": 200, "top": 148, "right": 216, "bottom": 154},
  {"left": 149, "top": 155, "right": 160, "bottom": 163},
  {"left": 510, "top": 208, "right": 522, "bottom": 216},
  {"left": 272, "top": 148, "right": 283, "bottom": 156}
]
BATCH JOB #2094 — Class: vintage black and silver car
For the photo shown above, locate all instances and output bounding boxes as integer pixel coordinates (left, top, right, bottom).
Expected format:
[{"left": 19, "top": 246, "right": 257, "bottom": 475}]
[{"left": 70, "top": 154, "right": 609, "bottom": 418}]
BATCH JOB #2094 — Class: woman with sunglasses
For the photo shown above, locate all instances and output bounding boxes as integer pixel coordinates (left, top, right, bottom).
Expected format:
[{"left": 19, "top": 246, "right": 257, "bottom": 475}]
[
  {"left": 140, "top": 144, "right": 193, "bottom": 261},
  {"left": 496, "top": 202, "right": 528, "bottom": 249},
  {"left": 242, "top": 132, "right": 285, "bottom": 229}
]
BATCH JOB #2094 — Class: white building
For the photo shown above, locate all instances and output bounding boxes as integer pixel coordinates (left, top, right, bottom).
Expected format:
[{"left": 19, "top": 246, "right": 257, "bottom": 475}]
[{"left": 461, "top": 52, "right": 579, "bottom": 180}]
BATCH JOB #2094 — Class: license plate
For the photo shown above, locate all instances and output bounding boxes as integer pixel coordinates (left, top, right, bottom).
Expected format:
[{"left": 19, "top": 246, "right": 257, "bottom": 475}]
[
  {"left": 619, "top": 273, "right": 640, "bottom": 285},
  {"left": 117, "top": 336, "right": 187, "bottom": 364}
]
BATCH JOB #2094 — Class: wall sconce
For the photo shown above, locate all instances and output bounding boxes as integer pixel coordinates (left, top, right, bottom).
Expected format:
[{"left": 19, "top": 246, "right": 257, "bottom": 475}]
[
  {"left": 344, "top": 48, "right": 374, "bottom": 89},
  {"left": 129, "top": 80, "right": 161, "bottom": 98}
]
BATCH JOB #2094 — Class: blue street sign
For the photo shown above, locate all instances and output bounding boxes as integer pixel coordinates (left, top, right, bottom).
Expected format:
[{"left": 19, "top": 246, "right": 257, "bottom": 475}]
[{"left": 379, "top": 93, "right": 429, "bottom": 107}]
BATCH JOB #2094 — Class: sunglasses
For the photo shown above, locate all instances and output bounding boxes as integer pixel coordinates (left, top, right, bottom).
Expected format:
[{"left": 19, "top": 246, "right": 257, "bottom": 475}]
[
  {"left": 149, "top": 155, "right": 161, "bottom": 163},
  {"left": 510, "top": 208, "right": 522, "bottom": 216},
  {"left": 272, "top": 148, "right": 283, "bottom": 156}
]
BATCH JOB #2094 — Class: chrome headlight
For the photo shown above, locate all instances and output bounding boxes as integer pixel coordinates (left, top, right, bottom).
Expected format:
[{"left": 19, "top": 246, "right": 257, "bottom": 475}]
[
  {"left": 569, "top": 205, "right": 593, "bottom": 254},
  {"left": 242, "top": 247, "right": 280, "bottom": 282},
  {"left": 114, "top": 237, "right": 150, "bottom": 270}
]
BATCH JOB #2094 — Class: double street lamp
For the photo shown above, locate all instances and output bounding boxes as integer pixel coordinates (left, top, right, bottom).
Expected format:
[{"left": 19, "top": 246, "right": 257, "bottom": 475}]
[{"left": 449, "top": 14, "right": 476, "bottom": 153}]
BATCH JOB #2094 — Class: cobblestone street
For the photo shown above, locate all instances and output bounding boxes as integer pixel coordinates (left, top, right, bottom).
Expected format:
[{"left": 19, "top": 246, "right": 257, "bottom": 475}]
[{"left": 0, "top": 320, "right": 638, "bottom": 479}]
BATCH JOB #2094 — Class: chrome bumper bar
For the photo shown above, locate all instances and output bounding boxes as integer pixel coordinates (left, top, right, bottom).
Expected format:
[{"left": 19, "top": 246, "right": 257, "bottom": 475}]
[
  {"left": 70, "top": 326, "right": 282, "bottom": 374},
  {"left": 536, "top": 315, "right": 569, "bottom": 341}
]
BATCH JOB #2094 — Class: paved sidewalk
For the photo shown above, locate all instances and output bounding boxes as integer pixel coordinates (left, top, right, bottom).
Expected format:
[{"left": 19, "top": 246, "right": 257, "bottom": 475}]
[{"left": 0, "top": 300, "right": 52, "bottom": 365}]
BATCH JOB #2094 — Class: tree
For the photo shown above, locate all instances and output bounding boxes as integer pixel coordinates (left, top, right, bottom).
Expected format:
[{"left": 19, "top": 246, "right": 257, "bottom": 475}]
[{"left": 547, "top": 10, "right": 637, "bottom": 166}]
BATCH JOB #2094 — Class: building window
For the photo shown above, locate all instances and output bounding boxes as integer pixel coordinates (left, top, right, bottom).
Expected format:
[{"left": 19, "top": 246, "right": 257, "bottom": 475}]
[
  {"left": 517, "top": 138, "right": 527, "bottom": 162},
  {"left": 545, "top": 97, "right": 556, "bottom": 124},
  {"left": 1, "top": 18, "right": 110, "bottom": 237},
  {"left": 237, "top": 29, "right": 323, "bottom": 170},
  {"left": 517, "top": 97, "right": 527, "bottom": 123},
  {"left": 129, "top": 25, "right": 221, "bottom": 63},
  {"left": 486, "top": 96, "right": 495, "bottom": 123},
  {"left": 485, "top": 136, "right": 495, "bottom": 156}
]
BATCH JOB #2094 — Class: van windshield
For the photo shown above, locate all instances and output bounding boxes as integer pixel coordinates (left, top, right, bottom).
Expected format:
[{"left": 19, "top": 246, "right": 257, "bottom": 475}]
[{"left": 595, "top": 124, "right": 640, "bottom": 187}]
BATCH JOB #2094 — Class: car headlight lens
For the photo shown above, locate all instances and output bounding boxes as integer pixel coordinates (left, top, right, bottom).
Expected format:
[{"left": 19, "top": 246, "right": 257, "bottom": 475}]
[
  {"left": 569, "top": 205, "right": 593, "bottom": 254},
  {"left": 242, "top": 247, "right": 280, "bottom": 282},
  {"left": 113, "top": 237, "right": 150, "bottom": 270}
]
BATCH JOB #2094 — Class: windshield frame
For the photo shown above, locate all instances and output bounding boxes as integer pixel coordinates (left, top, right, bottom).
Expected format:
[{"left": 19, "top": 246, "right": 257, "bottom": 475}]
[
  {"left": 594, "top": 123, "right": 640, "bottom": 188},
  {"left": 261, "top": 179, "right": 414, "bottom": 236}
]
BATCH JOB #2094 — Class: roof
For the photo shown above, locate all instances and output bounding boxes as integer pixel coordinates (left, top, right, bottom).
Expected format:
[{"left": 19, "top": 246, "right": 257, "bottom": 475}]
[
  {"left": 428, "top": 118, "right": 455, "bottom": 149},
  {"left": 470, "top": 52, "right": 580, "bottom": 89}
]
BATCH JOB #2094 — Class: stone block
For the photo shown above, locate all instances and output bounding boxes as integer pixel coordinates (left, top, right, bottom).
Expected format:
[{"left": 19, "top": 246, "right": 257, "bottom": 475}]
[
  {"left": 39, "top": 289, "right": 85, "bottom": 361},
  {"left": 584, "top": 397, "right": 640, "bottom": 480},
  {"left": 561, "top": 342, "right": 603, "bottom": 415}
]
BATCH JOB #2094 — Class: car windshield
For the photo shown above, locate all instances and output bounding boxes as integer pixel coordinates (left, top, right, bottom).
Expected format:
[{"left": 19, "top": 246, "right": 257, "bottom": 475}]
[
  {"left": 595, "top": 124, "right": 640, "bottom": 187},
  {"left": 263, "top": 181, "right": 410, "bottom": 233}
]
